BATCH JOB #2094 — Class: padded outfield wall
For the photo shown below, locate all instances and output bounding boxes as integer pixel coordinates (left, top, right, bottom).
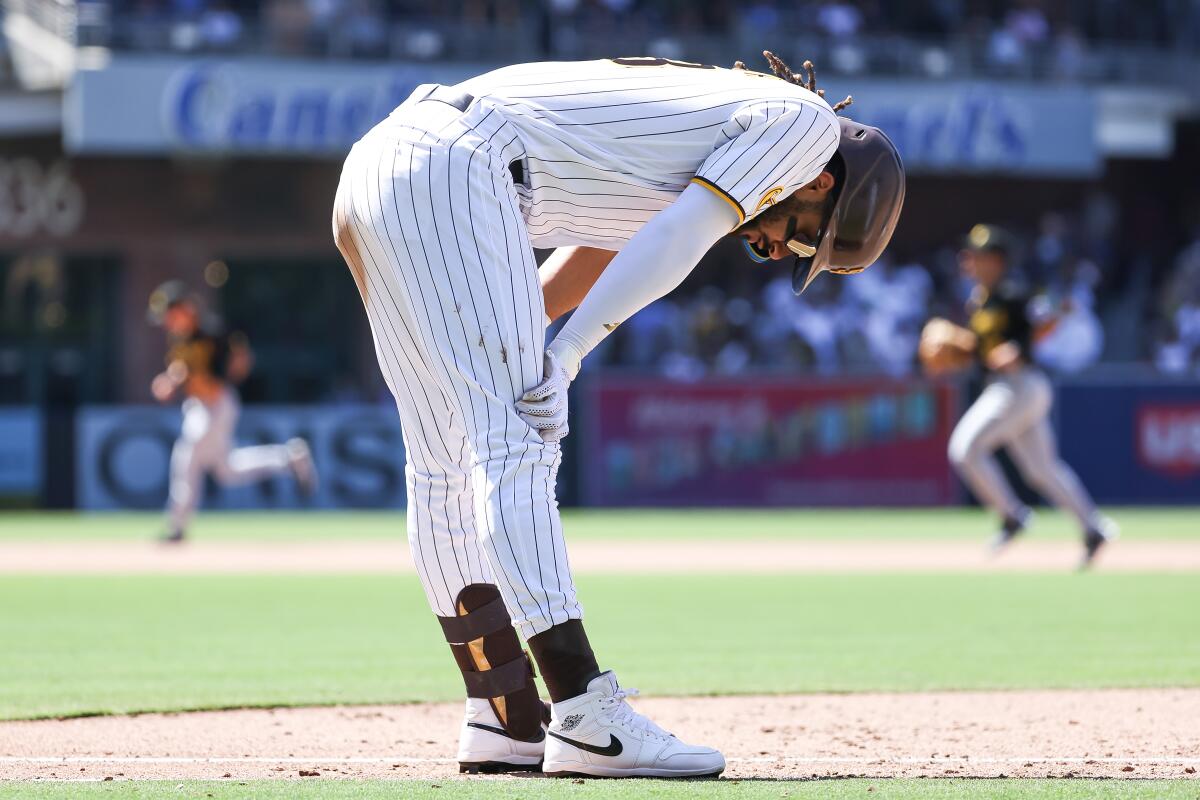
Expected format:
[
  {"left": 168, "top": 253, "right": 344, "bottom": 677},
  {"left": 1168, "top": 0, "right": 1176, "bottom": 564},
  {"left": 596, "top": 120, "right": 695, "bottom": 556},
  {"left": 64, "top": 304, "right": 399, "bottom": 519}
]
[{"left": 0, "top": 373, "right": 1192, "bottom": 509}]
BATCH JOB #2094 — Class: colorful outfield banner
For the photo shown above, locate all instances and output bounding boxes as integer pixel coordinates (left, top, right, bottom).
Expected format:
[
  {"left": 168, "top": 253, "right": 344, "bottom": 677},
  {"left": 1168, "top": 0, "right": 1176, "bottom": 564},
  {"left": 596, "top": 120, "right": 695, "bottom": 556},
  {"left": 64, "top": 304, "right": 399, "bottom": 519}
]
[
  {"left": 67, "top": 376, "right": 1200, "bottom": 510},
  {"left": 580, "top": 376, "right": 960, "bottom": 507}
]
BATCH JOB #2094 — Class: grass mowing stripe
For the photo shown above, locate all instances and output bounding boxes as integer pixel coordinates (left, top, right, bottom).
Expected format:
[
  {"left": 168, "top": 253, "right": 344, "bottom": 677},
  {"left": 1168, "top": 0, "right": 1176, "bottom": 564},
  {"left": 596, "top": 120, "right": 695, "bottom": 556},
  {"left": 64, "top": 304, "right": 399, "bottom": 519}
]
[
  {"left": 2, "top": 779, "right": 1198, "bottom": 799},
  {"left": 1, "top": 573, "right": 1196, "bottom": 719},
  {"left": 1, "top": 508, "right": 1197, "bottom": 541}
]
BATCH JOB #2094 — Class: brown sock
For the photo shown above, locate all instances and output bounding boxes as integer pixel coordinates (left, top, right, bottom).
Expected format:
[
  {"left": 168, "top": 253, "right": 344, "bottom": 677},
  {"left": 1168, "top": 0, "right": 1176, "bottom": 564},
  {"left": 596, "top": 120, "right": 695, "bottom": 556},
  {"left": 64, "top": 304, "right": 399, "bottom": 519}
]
[{"left": 527, "top": 620, "right": 601, "bottom": 703}]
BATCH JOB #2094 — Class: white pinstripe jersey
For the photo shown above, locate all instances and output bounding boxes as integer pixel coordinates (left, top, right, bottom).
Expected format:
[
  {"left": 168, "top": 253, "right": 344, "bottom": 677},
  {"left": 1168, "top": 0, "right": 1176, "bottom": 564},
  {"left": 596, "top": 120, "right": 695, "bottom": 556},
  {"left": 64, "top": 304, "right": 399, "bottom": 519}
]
[{"left": 456, "top": 58, "right": 841, "bottom": 250}]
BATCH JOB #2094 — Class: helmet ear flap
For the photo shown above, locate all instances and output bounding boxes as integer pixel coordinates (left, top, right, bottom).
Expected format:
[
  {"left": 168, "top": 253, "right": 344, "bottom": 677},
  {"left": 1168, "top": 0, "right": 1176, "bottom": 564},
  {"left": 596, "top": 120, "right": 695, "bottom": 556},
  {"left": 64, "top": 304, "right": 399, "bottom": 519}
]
[{"left": 742, "top": 238, "right": 771, "bottom": 263}]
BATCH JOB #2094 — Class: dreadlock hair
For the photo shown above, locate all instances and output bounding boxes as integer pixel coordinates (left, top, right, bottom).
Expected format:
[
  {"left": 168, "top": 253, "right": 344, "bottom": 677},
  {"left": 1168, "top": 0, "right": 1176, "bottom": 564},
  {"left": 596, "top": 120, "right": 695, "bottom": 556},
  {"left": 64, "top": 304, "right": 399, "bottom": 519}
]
[{"left": 743, "top": 51, "right": 853, "bottom": 113}]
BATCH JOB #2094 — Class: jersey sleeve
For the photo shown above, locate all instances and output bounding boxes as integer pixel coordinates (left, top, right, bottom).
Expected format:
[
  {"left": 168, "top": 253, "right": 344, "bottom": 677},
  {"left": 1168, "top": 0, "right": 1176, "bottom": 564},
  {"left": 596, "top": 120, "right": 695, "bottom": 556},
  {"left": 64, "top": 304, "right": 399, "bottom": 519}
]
[{"left": 691, "top": 99, "right": 840, "bottom": 226}]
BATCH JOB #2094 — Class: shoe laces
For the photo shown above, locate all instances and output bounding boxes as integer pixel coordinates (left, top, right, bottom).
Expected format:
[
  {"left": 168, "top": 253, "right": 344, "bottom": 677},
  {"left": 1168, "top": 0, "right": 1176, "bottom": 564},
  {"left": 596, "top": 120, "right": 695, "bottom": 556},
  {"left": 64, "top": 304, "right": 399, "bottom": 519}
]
[{"left": 598, "top": 687, "right": 670, "bottom": 741}]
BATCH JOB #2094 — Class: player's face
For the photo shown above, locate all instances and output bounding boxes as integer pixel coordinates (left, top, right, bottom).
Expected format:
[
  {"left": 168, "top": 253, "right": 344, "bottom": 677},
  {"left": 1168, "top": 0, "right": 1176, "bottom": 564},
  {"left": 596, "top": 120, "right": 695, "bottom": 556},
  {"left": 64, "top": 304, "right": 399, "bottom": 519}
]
[
  {"left": 734, "top": 174, "right": 835, "bottom": 261},
  {"left": 738, "top": 208, "right": 826, "bottom": 260},
  {"left": 960, "top": 250, "right": 1007, "bottom": 288},
  {"left": 163, "top": 303, "right": 199, "bottom": 337}
]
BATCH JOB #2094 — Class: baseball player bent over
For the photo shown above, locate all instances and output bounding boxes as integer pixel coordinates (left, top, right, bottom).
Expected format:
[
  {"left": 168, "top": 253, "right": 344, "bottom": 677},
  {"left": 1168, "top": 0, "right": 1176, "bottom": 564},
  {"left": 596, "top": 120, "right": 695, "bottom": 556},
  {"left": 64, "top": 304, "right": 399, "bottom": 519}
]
[
  {"left": 918, "top": 226, "right": 1117, "bottom": 568},
  {"left": 333, "top": 54, "right": 904, "bottom": 778},
  {"left": 148, "top": 282, "right": 318, "bottom": 543}
]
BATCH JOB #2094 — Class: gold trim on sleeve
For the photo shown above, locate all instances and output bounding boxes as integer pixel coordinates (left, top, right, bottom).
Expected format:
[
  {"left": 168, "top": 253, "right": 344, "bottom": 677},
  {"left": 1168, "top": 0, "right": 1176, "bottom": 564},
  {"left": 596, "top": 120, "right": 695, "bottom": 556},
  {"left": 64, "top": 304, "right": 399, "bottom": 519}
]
[{"left": 689, "top": 177, "right": 746, "bottom": 224}]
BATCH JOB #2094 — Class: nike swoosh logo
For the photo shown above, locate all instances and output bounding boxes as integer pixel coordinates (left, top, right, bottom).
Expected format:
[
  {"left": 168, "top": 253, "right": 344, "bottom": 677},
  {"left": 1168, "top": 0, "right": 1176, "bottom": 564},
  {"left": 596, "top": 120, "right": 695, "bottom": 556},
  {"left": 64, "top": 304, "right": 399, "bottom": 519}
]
[
  {"left": 467, "top": 722, "right": 546, "bottom": 743},
  {"left": 547, "top": 730, "right": 623, "bottom": 757}
]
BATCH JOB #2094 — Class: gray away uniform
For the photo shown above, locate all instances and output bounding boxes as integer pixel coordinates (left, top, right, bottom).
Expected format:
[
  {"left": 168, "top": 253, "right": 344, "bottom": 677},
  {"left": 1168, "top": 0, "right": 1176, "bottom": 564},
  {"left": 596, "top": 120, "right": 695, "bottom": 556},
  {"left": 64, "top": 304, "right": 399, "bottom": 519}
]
[
  {"left": 165, "top": 331, "right": 300, "bottom": 535},
  {"left": 947, "top": 282, "right": 1101, "bottom": 530}
]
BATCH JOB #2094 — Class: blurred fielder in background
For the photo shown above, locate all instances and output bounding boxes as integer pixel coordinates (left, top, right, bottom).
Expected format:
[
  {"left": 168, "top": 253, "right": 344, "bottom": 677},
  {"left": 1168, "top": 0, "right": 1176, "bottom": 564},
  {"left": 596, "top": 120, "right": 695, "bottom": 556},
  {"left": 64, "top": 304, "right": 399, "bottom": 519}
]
[
  {"left": 918, "top": 225, "right": 1118, "bottom": 568},
  {"left": 147, "top": 281, "right": 317, "bottom": 543}
]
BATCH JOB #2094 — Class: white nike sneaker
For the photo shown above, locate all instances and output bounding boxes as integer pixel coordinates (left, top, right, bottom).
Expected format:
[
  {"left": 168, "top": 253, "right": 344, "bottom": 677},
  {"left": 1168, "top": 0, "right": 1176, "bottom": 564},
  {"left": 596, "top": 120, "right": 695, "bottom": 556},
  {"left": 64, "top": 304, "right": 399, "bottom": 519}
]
[
  {"left": 543, "top": 671, "right": 725, "bottom": 778},
  {"left": 457, "top": 698, "right": 545, "bottom": 774}
]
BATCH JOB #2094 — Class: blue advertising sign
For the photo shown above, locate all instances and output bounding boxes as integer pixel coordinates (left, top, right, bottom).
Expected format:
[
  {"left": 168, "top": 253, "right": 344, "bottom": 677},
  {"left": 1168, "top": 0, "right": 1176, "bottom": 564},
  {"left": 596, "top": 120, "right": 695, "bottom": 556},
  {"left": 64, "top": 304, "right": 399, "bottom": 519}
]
[
  {"left": 76, "top": 404, "right": 406, "bottom": 510},
  {"left": 66, "top": 56, "right": 478, "bottom": 156},
  {"left": 0, "top": 408, "right": 42, "bottom": 499},
  {"left": 66, "top": 56, "right": 1099, "bottom": 174},
  {"left": 159, "top": 60, "right": 442, "bottom": 154},
  {"left": 1056, "top": 378, "right": 1200, "bottom": 504},
  {"left": 825, "top": 80, "right": 1099, "bottom": 176}
]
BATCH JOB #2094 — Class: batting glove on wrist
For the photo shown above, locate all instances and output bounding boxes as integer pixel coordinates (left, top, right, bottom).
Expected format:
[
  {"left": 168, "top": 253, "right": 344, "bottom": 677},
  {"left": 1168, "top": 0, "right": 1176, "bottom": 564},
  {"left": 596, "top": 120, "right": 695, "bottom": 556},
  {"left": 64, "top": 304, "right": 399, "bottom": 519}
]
[{"left": 516, "top": 351, "right": 571, "bottom": 443}]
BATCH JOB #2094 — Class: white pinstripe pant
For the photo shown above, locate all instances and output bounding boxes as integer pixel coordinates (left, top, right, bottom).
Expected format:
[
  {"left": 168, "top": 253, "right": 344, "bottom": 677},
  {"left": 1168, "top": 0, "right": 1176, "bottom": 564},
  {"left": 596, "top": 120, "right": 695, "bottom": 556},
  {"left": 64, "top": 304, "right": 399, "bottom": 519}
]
[{"left": 332, "top": 92, "right": 581, "bottom": 638}]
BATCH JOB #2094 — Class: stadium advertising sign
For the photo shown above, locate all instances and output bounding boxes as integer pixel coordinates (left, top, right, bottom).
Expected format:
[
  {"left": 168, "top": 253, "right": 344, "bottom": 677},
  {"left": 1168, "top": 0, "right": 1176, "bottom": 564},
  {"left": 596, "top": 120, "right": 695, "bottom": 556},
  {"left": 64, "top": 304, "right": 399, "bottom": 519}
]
[
  {"left": 832, "top": 81, "right": 1099, "bottom": 176},
  {"left": 0, "top": 408, "right": 42, "bottom": 500},
  {"left": 0, "top": 158, "right": 85, "bottom": 239},
  {"left": 66, "top": 57, "right": 1096, "bottom": 173},
  {"left": 76, "top": 404, "right": 406, "bottom": 510},
  {"left": 1137, "top": 405, "right": 1200, "bottom": 478},
  {"left": 163, "top": 62, "right": 407, "bottom": 154},
  {"left": 1057, "top": 379, "right": 1200, "bottom": 503},
  {"left": 66, "top": 57, "right": 477, "bottom": 156},
  {"left": 580, "top": 376, "right": 959, "bottom": 507}
]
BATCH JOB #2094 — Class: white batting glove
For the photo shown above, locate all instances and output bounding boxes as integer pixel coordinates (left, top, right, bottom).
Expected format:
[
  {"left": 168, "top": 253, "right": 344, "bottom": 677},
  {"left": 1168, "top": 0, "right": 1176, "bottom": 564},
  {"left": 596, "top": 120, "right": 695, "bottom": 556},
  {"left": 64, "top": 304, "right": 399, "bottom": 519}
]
[{"left": 515, "top": 351, "right": 571, "bottom": 443}]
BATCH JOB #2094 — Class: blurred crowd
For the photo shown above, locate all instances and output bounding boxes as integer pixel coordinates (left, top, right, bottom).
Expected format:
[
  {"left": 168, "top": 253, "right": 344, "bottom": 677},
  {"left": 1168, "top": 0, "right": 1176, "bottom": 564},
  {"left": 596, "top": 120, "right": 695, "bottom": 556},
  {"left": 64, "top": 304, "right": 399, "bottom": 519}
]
[
  {"left": 584, "top": 196, "right": 1200, "bottom": 380},
  {"left": 1156, "top": 235, "right": 1200, "bottom": 375},
  {"left": 95, "top": 0, "right": 1200, "bottom": 62},
  {"left": 16, "top": 0, "right": 1198, "bottom": 386}
]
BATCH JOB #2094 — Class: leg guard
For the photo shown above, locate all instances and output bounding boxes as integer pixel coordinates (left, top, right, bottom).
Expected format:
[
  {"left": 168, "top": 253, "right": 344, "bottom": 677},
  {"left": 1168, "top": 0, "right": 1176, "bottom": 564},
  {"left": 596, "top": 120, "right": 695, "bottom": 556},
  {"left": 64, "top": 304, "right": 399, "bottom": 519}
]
[{"left": 438, "top": 584, "right": 546, "bottom": 742}]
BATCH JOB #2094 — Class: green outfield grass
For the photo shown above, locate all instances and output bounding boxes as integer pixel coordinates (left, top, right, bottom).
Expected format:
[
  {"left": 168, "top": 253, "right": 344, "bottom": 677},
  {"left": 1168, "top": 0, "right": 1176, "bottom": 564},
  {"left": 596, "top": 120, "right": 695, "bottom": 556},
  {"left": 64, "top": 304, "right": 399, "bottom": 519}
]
[
  {"left": 2, "top": 779, "right": 1198, "bottom": 800},
  {"left": 0, "top": 507, "right": 1197, "bottom": 542},
  {"left": 2, "top": 571, "right": 1196, "bottom": 720}
]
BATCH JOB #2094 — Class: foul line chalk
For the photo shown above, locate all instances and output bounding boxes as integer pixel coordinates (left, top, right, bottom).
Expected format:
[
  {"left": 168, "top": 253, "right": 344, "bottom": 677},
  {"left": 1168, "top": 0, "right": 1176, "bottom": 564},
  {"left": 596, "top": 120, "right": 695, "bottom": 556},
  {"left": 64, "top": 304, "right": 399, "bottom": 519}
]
[{"left": 3, "top": 755, "right": 1199, "bottom": 766}]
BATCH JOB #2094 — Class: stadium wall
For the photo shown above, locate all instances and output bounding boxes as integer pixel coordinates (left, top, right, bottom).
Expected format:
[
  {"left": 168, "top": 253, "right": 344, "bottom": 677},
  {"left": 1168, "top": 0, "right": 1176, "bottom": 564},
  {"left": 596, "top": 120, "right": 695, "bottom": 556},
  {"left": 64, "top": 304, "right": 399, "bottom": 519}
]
[{"left": 3, "top": 374, "right": 1181, "bottom": 510}]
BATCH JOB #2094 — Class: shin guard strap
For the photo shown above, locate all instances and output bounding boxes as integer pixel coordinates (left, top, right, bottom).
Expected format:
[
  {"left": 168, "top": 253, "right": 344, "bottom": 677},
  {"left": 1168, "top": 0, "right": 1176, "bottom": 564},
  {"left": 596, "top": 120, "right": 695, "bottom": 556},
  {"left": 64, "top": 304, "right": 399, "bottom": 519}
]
[
  {"left": 438, "top": 596, "right": 509, "bottom": 644},
  {"left": 461, "top": 653, "right": 534, "bottom": 699}
]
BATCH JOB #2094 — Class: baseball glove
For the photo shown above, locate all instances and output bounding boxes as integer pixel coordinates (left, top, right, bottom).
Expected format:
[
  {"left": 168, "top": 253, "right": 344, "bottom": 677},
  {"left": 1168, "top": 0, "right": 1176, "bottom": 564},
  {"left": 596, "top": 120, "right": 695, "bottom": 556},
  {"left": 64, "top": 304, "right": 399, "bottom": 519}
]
[{"left": 918, "top": 318, "right": 975, "bottom": 375}]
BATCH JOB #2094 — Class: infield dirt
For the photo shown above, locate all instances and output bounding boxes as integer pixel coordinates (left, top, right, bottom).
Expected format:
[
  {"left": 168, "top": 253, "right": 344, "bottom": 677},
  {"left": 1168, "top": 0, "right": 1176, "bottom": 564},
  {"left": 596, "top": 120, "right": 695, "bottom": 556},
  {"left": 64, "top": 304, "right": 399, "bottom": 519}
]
[
  {"left": 5, "top": 536, "right": 1197, "bottom": 785},
  {"left": 2, "top": 689, "right": 1198, "bottom": 782}
]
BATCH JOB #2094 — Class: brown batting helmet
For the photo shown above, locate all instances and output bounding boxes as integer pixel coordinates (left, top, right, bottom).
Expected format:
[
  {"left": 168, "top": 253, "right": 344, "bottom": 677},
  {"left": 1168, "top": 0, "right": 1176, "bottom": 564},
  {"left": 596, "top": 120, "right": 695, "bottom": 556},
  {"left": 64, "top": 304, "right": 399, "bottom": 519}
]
[{"left": 790, "top": 117, "right": 906, "bottom": 294}]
